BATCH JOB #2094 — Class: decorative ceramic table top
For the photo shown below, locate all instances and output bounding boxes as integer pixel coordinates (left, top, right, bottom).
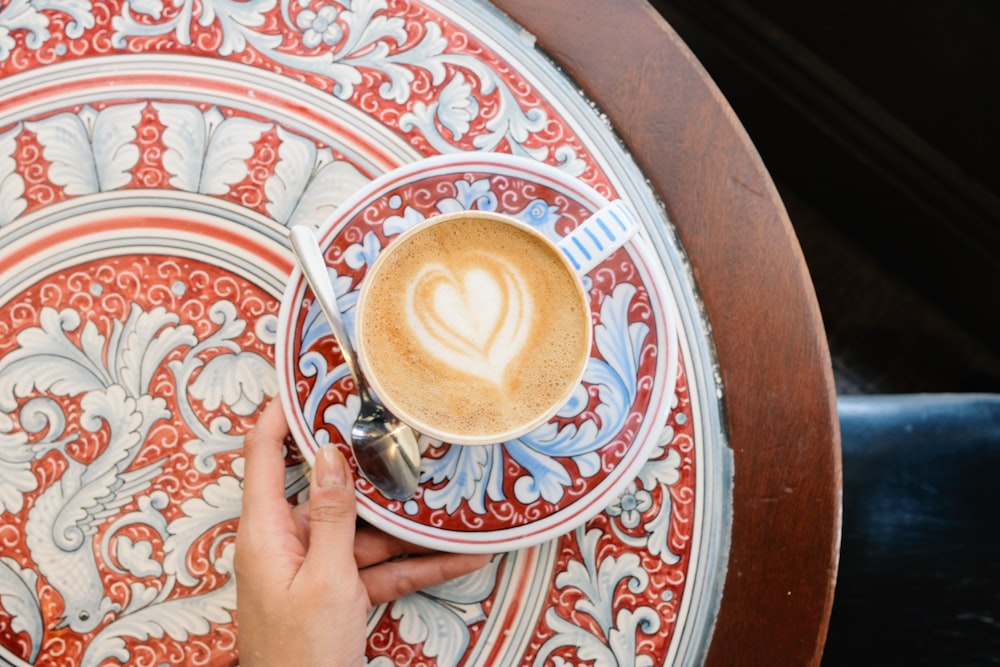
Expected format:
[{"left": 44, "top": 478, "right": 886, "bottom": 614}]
[{"left": 0, "top": 2, "right": 731, "bottom": 666}]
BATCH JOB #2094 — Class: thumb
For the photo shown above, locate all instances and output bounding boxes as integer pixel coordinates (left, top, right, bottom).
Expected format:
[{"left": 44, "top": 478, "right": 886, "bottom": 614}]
[{"left": 305, "top": 445, "right": 357, "bottom": 563}]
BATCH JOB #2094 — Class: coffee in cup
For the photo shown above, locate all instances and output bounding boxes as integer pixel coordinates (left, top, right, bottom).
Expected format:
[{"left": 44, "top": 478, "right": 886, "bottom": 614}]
[{"left": 355, "top": 201, "right": 638, "bottom": 445}]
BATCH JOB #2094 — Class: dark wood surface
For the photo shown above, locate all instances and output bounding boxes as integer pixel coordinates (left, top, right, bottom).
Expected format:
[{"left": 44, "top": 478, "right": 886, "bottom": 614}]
[{"left": 490, "top": 1, "right": 842, "bottom": 665}]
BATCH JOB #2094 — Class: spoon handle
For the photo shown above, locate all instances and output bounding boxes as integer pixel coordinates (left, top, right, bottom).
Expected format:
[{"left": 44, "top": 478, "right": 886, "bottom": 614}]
[{"left": 289, "top": 225, "right": 366, "bottom": 392}]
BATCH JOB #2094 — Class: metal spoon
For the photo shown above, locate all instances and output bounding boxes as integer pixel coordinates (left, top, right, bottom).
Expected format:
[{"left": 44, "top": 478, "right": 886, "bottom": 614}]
[{"left": 289, "top": 225, "right": 421, "bottom": 500}]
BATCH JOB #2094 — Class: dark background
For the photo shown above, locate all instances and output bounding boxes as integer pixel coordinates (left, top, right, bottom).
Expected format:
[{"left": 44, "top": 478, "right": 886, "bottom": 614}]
[
  {"left": 648, "top": 0, "right": 1000, "bottom": 395},
  {"left": 646, "top": 2, "right": 1000, "bottom": 666}
]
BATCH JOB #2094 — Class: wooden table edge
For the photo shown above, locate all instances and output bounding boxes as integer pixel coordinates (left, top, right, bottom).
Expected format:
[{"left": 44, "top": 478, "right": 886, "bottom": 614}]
[{"left": 489, "top": 1, "right": 843, "bottom": 665}]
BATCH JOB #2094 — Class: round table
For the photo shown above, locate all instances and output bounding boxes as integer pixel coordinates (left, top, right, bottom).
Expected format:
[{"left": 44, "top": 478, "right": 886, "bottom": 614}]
[
  {"left": 0, "top": 1, "right": 840, "bottom": 665},
  {"left": 491, "top": 1, "right": 842, "bottom": 665}
]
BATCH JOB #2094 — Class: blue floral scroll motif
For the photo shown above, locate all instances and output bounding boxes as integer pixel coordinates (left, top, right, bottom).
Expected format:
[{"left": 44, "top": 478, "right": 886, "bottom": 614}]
[{"left": 606, "top": 421, "right": 685, "bottom": 566}]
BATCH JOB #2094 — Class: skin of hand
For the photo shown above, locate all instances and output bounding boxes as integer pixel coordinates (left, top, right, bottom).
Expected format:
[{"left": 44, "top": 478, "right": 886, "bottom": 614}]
[{"left": 234, "top": 399, "right": 493, "bottom": 666}]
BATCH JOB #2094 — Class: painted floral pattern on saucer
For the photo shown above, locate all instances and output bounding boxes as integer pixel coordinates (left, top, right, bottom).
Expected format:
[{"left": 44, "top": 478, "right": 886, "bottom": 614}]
[{"left": 0, "top": 2, "right": 728, "bottom": 666}]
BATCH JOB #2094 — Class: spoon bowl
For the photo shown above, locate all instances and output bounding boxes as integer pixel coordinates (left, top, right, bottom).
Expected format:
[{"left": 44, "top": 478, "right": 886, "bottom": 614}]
[{"left": 288, "top": 225, "right": 421, "bottom": 500}]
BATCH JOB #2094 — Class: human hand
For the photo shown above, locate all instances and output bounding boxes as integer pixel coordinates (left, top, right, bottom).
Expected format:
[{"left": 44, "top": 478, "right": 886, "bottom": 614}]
[{"left": 234, "top": 400, "right": 492, "bottom": 667}]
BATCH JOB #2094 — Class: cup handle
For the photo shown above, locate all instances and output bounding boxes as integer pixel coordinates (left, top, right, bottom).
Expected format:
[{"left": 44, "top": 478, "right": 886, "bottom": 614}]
[{"left": 556, "top": 200, "right": 640, "bottom": 275}]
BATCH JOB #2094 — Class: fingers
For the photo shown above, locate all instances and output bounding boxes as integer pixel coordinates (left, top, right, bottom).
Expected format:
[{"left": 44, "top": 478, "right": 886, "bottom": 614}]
[
  {"left": 361, "top": 552, "right": 494, "bottom": 606},
  {"left": 300, "top": 445, "right": 358, "bottom": 572},
  {"left": 285, "top": 440, "right": 493, "bottom": 608},
  {"left": 353, "top": 525, "right": 437, "bottom": 569},
  {"left": 236, "top": 399, "right": 300, "bottom": 588},
  {"left": 240, "top": 399, "right": 292, "bottom": 520}
]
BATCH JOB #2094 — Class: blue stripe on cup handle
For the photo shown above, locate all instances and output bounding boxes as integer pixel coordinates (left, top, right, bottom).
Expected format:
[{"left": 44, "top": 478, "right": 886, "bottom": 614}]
[{"left": 557, "top": 200, "right": 640, "bottom": 275}]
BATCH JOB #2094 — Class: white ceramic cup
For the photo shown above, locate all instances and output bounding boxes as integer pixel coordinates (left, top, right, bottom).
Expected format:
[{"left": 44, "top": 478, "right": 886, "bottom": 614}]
[{"left": 354, "top": 200, "right": 639, "bottom": 446}]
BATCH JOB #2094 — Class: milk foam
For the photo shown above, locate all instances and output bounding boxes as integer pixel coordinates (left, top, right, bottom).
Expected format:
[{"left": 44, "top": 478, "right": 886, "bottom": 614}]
[{"left": 405, "top": 255, "right": 532, "bottom": 385}]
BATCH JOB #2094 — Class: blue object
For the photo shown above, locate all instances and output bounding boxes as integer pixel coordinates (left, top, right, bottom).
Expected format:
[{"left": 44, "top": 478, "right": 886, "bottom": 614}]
[{"left": 823, "top": 394, "right": 1000, "bottom": 666}]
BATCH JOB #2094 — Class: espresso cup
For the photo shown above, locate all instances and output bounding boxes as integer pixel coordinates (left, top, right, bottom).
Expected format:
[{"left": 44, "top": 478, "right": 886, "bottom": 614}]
[{"left": 354, "top": 200, "right": 639, "bottom": 446}]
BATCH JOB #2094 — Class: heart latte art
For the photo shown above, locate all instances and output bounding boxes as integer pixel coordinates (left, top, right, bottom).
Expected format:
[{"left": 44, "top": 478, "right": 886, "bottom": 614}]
[
  {"left": 357, "top": 214, "right": 592, "bottom": 444},
  {"left": 407, "top": 257, "right": 531, "bottom": 385}
]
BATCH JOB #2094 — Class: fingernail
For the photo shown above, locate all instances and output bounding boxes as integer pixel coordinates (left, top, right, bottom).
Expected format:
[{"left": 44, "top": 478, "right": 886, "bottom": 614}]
[{"left": 315, "top": 445, "right": 348, "bottom": 489}]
